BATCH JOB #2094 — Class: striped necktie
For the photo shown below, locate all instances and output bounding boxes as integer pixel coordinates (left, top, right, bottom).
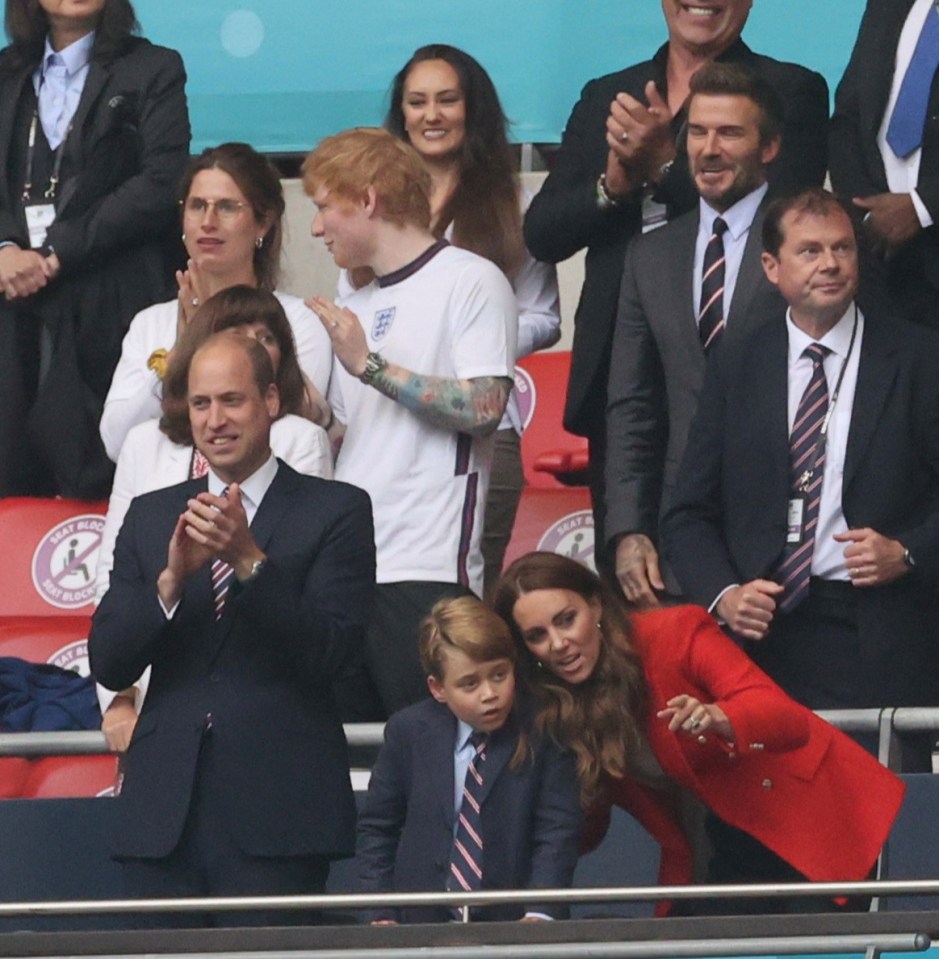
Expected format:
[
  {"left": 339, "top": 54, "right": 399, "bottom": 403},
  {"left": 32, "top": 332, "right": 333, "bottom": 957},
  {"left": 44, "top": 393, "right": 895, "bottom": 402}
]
[
  {"left": 776, "top": 343, "right": 831, "bottom": 612},
  {"left": 699, "top": 216, "right": 729, "bottom": 351},
  {"left": 210, "top": 486, "right": 233, "bottom": 620},
  {"left": 448, "top": 731, "right": 489, "bottom": 899}
]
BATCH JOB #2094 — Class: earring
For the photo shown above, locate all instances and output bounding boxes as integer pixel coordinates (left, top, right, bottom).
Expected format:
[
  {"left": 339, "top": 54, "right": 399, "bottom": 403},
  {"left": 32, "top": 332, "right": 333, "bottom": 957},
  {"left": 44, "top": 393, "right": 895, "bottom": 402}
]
[
  {"left": 255, "top": 236, "right": 264, "bottom": 249},
  {"left": 181, "top": 232, "right": 186, "bottom": 242},
  {"left": 597, "top": 621, "right": 603, "bottom": 630}
]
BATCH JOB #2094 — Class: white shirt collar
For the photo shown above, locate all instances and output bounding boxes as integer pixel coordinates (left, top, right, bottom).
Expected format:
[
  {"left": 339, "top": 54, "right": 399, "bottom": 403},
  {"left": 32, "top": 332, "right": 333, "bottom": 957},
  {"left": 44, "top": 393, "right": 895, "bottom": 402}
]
[
  {"left": 699, "top": 182, "right": 768, "bottom": 242},
  {"left": 206, "top": 453, "right": 279, "bottom": 513},
  {"left": 786, "top": 301, "right": 861, "bottom": 364},
  {"left": 42, "top": 30, "right": 95, "bottom": 77}
]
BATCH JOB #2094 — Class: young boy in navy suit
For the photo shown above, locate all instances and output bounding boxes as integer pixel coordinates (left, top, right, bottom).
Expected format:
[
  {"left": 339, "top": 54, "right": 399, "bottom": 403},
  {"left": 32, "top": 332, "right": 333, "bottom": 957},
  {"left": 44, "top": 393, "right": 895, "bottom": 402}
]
[{"left": 356, "top": 596, "right": 581, "bottom": 923}]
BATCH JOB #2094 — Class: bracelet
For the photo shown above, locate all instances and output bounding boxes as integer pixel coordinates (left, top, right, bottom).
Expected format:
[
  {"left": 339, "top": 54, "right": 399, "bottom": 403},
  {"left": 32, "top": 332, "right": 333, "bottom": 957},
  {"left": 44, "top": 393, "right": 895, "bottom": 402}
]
[{"left": 596, "top": 173, "right": 625, "bottom": 210}]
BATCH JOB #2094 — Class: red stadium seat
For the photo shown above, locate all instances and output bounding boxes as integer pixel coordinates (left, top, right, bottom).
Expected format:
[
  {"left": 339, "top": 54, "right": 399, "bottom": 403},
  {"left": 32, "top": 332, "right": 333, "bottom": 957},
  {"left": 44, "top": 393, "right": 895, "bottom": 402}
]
[
  {"left": 503, "top": 486, "right": 595, "bottom": 572},
  {"left": 515, "top": 353, "right": 589, "bottom": 489},
  {"left": 20, "top": 756, "right": 119, "bottom": 799},
  {"left": 0, "top": 618, "right": 92, "bottom": 674},
  {"left": 0, "top": 498, "right": 107, "bottom": 619},
  {"left": 0, "top": 758, "right": 30, "bottom": 799}
]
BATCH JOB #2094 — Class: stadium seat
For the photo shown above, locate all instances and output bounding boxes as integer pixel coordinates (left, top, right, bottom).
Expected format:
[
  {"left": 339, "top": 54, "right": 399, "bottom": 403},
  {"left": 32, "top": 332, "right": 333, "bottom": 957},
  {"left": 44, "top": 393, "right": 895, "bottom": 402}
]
[
  {"left": 20, "top": 755, "right": 119, "bottom": 799},
  {"left": 0, "top": 498, "right": 107, "bottom": 619},
  {"left": 0, "top": 617, "right": 92, "bottom": 674},
  {"left": 515, "top": 353, "right": 589, "bottom": 488},
  {"left": 503, "top": 486, "right": 594, "bottom": 572},
  {"left": 0, "top": 758, "right": 30, "bottom": 800}
]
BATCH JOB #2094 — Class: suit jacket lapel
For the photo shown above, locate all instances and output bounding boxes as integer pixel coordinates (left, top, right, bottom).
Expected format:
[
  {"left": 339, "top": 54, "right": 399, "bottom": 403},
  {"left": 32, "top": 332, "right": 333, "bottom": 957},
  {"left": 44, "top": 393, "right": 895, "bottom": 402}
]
[
  {"left": 474, "top": 716, "right": 517, "bottom": 807},
  {"left": 57, "top": 59, "right": 109, "bottom": 214},
  {"left": 863, "top": 0, "right": 915, "bottom": 128},
  {"left": 751, "top": 318, "right": 791, "bottom": 480},
  {"left": 422, "top": 705, "right": 458, "bottom": 830},
  {"left": 844, "top": 313, "right": 898, "bottom": 490},
  {"left": 670, "top": 212, "right": 700, "bottom": 357},
  {"left": 726, "top": 204, "right": 767, "bottom": 333}
]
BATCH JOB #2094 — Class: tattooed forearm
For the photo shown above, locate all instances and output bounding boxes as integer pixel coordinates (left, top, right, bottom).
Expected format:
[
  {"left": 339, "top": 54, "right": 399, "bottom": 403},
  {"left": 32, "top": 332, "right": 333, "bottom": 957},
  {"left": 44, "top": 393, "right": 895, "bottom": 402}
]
[{"left": 370, "top": 366, "right": 511, "bottom": 436}]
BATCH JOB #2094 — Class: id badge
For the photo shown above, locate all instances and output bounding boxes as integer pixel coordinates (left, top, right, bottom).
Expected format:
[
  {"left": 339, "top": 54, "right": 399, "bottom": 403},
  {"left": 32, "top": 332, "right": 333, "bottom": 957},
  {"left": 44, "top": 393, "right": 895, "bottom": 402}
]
[
  {"left": 641, "top": 195, "right": 668, "bottom": 233},
  {"left": 25, "top": 202, "right": 55, "bottom": 249},
  {"left": 786, "top": 496, "right": 806, "bottom": 544}
]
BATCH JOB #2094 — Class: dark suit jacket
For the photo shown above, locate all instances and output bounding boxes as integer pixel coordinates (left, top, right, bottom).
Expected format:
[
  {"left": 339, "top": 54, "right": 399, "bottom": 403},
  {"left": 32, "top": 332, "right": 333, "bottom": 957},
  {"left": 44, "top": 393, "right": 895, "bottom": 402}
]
[
  {"left": 524, "top": 39, "right": 828, "bottom": 438},
  {"left": 661, "top": 308, "right": 939, "bottom": 707},
  {"left": 0, "top": 37, "right": 190, "bottom": 497},
  {"left": 355, "top": 698, "right": 582, "bottom": 923},
  {"left": 605, "top": 199, "right": 785, "bottom": 565},
  {"left": 89, "top": 462, "right": 376, "bottom": 860},
  {"left": 829, "top": 0, "right": 939, "bottom": 320}
]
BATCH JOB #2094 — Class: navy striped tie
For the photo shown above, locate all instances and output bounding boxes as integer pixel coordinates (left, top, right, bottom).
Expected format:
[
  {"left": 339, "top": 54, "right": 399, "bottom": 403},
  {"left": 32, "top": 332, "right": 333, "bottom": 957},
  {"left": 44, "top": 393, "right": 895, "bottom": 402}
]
[
  {"left": 777, "top": 343, "right": 831, "bottom": 612},
  {"left": 210, "top": 486, "right": 233, "bottom": 620},
  {"left": 698, "top": 216, "right": 729, "bottom": 351},
  {"left": 448, "top": 731, "right": 488, "bottom": 898}
]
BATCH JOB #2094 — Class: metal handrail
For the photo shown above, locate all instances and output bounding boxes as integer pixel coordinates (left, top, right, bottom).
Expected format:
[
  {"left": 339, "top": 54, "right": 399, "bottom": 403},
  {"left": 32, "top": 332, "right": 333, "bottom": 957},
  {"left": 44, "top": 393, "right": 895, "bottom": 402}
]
[
  {"left": 0, "top": 878, "right": 938, "bottom": 917},
  {"left": 4, "top": 708, "right": 939, "bottom": 756}
]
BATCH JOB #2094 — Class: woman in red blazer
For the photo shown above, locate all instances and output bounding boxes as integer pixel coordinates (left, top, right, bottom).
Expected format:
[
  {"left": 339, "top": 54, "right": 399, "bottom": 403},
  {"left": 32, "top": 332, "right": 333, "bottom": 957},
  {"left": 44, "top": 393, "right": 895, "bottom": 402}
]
[{"left": 493, "top": 551, "right": 905, "bottom": 915}]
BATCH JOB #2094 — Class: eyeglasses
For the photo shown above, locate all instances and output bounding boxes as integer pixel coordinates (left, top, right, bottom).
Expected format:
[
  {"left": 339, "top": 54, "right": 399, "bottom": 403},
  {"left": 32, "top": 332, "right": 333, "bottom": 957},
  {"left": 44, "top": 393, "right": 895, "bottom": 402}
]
[{"left": 181, "top": 197, "right": 249, "bottom": 221}]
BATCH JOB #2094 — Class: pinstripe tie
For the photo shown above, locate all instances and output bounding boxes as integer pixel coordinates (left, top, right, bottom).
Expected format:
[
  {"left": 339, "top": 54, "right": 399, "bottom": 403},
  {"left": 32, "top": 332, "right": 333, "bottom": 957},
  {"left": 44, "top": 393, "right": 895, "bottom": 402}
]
[
  {"left": 448, "top": 731, "right": 488, "bottom": 898},
  {"left": 777, "top": 343, "right": 831, "bottom": 612},
  {"left": 699, "top": 217, "right": 729, "bottom": 350}
]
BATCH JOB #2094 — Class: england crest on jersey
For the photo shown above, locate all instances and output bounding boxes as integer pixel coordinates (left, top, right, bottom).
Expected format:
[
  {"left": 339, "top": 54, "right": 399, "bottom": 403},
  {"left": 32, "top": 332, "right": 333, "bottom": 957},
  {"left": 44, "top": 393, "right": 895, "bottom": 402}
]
[{"left": 372, "top": 307, "right": 396, "bottom": 341}]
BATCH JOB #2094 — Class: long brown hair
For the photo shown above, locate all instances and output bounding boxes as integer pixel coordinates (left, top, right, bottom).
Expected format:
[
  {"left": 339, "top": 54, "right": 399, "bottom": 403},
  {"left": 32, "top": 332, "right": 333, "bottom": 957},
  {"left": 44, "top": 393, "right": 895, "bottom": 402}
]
[
  {"left": 159, "top": 286, "right": 305, "bottom": 445},
  {"left": 492, "top": 552, "right": 647, "bottom": 804},
  {"left": 386, "top": 44, "right": 525, "bottom": 279}
]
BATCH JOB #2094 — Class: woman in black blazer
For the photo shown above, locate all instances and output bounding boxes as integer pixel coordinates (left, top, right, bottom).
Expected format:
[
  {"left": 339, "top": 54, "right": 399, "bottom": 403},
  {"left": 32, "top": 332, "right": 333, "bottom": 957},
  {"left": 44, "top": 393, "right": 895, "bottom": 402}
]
[{"left": 0, "top": 0, "right": 189, "bottom": 497}]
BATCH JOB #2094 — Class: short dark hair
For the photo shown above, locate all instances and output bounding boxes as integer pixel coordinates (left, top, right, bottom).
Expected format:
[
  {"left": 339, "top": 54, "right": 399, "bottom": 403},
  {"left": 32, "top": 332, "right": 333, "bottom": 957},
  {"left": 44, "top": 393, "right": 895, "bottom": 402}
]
[
  {"left": 160, "top": 286, "right": 303, "bottom": 445},
  {"left": 179, "top": 143, "right": 285, "bottom": 292},
  {"left": 688, "top": 61, "right": 784, "bottom": 145},
  {"left": 762, "top": 188, "right": 854, "bottom": 258},
  {"left": 4, "top": 0, "right": 138, "bottom": 69}
]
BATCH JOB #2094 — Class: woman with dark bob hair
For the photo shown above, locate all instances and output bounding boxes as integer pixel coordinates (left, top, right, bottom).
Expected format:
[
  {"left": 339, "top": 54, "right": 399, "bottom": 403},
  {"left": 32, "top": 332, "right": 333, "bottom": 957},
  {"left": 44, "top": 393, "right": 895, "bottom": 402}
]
[
  {"left": 95, "top": 285, "right": 332, "bottom": 753},
  {"left": 0, "top": 0, "right": 189, "bottom": 498},
  {"left": 384, "top": 44, "right": 560, "bottom": 598},
  {"left": 100, "top": 142, "right": 334, "bottom": 461},
  {"left": 493, "top": 551, "right": 905, "bottom": 915}
]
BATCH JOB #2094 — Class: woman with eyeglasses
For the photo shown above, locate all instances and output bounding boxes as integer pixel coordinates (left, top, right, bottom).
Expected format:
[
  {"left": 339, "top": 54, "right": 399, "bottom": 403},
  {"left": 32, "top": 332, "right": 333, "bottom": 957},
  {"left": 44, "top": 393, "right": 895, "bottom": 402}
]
[
  {"left": 0, "top": 0, "right": 189, "bottom": 498},
  {"left": 99, "top": 142, "right": 334, "bottom": 460}
]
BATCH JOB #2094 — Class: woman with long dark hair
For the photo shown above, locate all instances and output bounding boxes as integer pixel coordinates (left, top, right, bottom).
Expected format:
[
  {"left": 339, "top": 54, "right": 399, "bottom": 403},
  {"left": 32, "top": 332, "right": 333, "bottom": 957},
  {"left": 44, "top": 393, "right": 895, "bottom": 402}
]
[
  {"left": 100, "top": 142, "right": 334, "bottom": 460},
  {"left": 0, "top": 0, "right": 189, "bottom": 497},
  {"left": 493, "top": 551, "right": 905, "bottom": 915},
  {"left": 385, "top": 44, "right": 561, "bottom": 597}
]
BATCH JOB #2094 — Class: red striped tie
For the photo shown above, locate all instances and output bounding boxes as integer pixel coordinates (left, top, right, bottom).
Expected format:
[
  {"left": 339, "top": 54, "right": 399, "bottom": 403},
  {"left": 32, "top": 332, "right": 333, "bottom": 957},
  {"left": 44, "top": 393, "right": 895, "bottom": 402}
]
[
  {"left": 210, "top": 485, "right": 232, "bottom": 620},
  {"left": 698, "top": 216, "right": 728, "bottom": 351},
  {"left": 448, "top": 731, "right": 488, "bottom": 899},
  {"left": 776, "top": 343, "right": 831, "bottom": 612}
]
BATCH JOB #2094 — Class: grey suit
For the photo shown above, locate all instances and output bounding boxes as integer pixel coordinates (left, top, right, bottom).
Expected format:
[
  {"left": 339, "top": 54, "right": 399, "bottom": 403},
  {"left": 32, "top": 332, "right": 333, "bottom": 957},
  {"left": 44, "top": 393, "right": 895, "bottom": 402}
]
[{"left": 605, "top": 199, "right": 785, "bottom": 586}]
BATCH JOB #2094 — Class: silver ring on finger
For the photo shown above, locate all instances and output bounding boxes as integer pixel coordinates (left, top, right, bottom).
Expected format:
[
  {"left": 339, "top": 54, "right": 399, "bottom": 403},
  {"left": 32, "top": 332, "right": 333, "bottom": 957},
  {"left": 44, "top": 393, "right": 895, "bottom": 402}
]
[
  {"left": 191, "top": 297, "right": 199, "bottom": 307},
  {"left": 690, "top": 718, "right": 701, "bottom": 731},
  {"left": 620, "top": 131, "right": 629, "bottom": 143}
]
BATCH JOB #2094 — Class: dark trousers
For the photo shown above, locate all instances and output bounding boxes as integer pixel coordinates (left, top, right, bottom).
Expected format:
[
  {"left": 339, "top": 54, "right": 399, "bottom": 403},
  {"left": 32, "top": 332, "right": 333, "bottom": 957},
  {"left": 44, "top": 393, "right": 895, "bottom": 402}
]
[
  {"left": 366, "top": 580, "right": 474, "bottom": 717},
  {"left": 481, "top": 428, "right": 524, "bottom": 601},
  {"left": 121, "top": 731, "right": 330, "bottom": 928}
]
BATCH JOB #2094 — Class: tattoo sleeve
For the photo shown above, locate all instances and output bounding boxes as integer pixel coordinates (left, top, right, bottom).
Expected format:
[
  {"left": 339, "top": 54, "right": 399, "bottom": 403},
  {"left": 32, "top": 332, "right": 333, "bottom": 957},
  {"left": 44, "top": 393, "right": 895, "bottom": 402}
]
[{"left": 369, "top": 366, "right": 512, "bottom": 436}]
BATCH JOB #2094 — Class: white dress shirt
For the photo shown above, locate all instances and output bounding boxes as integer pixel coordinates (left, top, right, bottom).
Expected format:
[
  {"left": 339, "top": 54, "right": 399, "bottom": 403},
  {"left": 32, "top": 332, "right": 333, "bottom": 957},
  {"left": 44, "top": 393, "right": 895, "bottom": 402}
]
[
  {"left": 785, "top": 305, "right": 864, "bottom": 580},
  {"left": 876, "top": 0, "right": 936, "bottom": 228},
  {"left": 693, "top": 183, "right": 768, "bottom": 324}
]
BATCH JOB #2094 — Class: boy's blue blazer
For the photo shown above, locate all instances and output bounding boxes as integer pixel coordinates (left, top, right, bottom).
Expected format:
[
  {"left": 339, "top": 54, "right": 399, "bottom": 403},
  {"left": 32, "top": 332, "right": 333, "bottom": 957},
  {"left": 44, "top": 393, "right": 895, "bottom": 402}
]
[{"left": 356, "top": 697, "right": 582, "bottom": 923}]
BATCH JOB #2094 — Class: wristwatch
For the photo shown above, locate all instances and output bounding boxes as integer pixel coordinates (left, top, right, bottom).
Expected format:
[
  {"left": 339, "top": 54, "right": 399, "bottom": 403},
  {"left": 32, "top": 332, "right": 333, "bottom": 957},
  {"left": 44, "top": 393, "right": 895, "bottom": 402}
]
[
  {"left": 903, "top": 548, "right": 916, "bottom": 570},
  {"left": 241, "top": 558, "right": 266, "bottom": 582},
  {"left": 360, "top": 351, "right": 388, "bottom": 385},
  {"left": 596, "top": 173, "right": 625, "bottom": 210}
]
